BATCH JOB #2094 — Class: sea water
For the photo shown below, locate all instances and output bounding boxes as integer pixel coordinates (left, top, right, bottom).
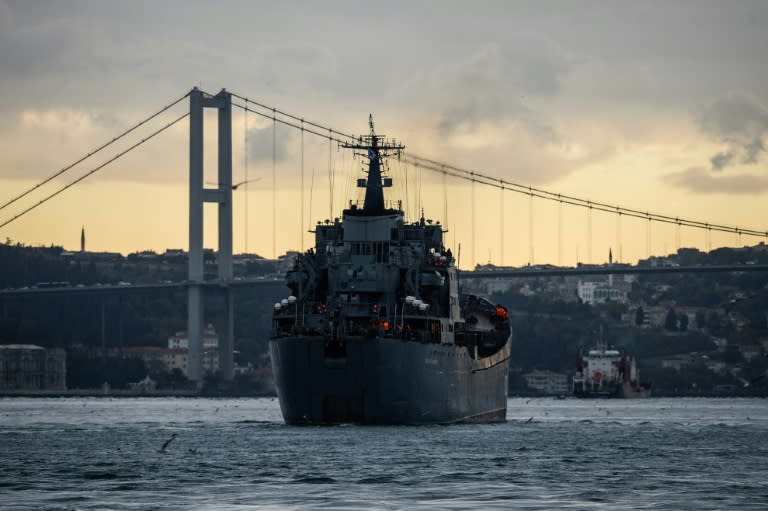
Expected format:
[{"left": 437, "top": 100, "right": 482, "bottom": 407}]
[{"left": 1, "top": 397, "right": 766, "bottom": 510}]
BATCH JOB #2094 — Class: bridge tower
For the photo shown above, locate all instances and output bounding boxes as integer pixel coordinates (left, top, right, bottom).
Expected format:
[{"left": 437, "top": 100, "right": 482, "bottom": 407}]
[{"left": 188, "top": 88, "right": 234, "bottom": 387}]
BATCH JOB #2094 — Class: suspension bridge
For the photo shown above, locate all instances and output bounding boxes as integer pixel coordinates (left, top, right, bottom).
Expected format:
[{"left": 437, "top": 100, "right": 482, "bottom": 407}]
[{"left": 1, "top": 87, "right": 767, "bottom": 387}]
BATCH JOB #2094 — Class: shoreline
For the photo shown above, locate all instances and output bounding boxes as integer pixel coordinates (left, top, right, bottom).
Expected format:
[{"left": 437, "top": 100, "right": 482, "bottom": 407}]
[
  {"left": 1, "top": 390, "right": 764, "bottom": 399},
  {"left": 0, "top": 389, "right": 277, "bottom": 398}
]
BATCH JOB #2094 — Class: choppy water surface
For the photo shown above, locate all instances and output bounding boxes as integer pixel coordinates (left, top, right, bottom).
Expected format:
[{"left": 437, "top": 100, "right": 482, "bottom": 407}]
[{"left": 1, "top": 397, "right": 767, "bottom": 510}]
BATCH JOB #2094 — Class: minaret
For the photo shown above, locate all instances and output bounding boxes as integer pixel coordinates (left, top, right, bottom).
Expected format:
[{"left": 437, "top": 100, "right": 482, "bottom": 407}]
[
  {"left": 80, "top": 226, "right": 85, "bottom": 253},
  {"left": 609, "top": 247, "right": 613, "bottom": 264}
]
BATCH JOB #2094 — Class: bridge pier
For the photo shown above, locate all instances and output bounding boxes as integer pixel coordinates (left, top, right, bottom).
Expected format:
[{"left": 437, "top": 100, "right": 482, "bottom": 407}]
[{"left": 188, "top": 87, "right": 234, "bottom": 387}]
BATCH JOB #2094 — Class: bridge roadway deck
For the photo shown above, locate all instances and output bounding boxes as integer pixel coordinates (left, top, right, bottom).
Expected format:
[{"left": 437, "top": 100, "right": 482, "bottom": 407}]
[
  {"left": 461, "top": 264, "right": 768, "bottom": 279},
  {"left": 0, "top": 265, "right": 766, "bottom": 298},
  {"left": 0, "top": 278, "right": 285, "bottom": 297}
]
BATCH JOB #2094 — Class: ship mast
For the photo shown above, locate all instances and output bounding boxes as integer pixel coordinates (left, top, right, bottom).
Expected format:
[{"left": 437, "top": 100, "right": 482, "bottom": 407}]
[
  {"left": 342, "top": 115, "right": 404, "bottom": 215},
  {"left": 596, "top": 324, "right": 607, "bottom": 352}
]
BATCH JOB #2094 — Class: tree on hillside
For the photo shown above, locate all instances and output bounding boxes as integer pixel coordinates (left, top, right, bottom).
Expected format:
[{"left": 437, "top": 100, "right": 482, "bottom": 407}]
[{"left": 707, "top": 311, "right": 724, "bottom": 334}]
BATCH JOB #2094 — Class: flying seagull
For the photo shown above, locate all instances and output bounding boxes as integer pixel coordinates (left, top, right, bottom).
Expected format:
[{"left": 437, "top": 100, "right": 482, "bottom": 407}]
[
  {"left": 739, "top": 374, "right": 766, "bottom": 388},
  {"left": 205, "top": 177, "right": 263, "bottom": 190},
  {"left": 159, "top": 433, "right": 177, "bottom": 453}
]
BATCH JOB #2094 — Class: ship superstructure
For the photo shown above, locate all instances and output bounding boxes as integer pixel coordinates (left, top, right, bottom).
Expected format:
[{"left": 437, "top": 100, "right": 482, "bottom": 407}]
[{"left": 269, "top": 116, "right": 511, "bottom": 424}]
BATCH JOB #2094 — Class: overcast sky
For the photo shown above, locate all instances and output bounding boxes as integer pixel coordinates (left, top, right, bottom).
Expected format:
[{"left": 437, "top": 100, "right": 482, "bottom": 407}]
[{"left": 1, "top": 0, "right": 767, "bottom": 267}]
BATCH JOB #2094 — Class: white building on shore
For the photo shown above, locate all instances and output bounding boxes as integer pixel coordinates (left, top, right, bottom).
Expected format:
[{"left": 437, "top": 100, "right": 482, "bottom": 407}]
[
  {"left": 524, "top": 370, "right": 570, "bottom": 394},
  {"left": 122, "top": 325, "right": 220, "bottom": 377}
]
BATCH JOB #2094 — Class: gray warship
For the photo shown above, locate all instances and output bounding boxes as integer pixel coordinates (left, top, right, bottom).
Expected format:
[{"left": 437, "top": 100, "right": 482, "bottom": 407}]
[{"left": 269, "top": 116, "right": 512, "bottom": 424}]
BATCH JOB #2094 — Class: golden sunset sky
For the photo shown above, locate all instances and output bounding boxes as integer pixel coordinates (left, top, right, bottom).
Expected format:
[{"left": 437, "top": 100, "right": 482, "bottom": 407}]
[{"left": 1, "top": 1, "right": 767, "bottom": 269}]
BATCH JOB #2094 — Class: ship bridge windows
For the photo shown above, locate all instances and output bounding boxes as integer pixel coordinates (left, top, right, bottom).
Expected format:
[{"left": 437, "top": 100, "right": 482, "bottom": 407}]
[
  {"left": 350, "top": 242, "right": 371, "bottom": 256},
  {"left": 375, "top": 242, "right": 389, "bottom": 263},
  {"left": 403, "top": 229, "right": 422, "bottom": 241},
  {"left": 350, "top": 241, "right": 390, "bottom": 263}
]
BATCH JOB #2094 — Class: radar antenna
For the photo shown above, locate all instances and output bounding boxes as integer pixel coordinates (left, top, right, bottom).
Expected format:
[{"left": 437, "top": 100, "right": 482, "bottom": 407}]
[{"left": 342, "top": 115, "right": 405, "bottom": 214}]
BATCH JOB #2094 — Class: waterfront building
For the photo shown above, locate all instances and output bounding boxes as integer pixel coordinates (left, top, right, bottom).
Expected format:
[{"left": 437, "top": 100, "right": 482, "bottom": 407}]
[
  {"left": 122, "top": 345, "right": 218, "bottom": 378},
  {"left": 524, "top": 370, "right": 570, "bottom": 394},
  {"left": 168, "top": 324, "right": 219, "bottom": 350},
  {"left": 0, "top": 344, "right": 66, "bottom": 391},
  {"left": 577, "top": 276, "right": 630, "bottom": 305}
]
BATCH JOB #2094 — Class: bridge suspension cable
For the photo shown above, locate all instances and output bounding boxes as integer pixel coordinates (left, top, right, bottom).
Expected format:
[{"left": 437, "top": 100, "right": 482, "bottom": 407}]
[
  {"left": 4, "top": 86, "right": 762, "bottom": 261},
  {"left": 0, "top": 92, "right": 191, "bottom": 215},
  {"left": 401, "top": 154, "right": 768, "bottom": 239},
  {"left": 0, "top": 113, "right": 189, "bottom": 230},
  {"left": 226, "top": 90, "right": 768, "bottom": 246},
  {"left": 229, "top": 92, "right": 357, "bottom": 145}
]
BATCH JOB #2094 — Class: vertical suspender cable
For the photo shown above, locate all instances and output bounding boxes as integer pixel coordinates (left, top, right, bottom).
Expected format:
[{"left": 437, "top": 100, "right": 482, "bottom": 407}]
[
  {"left": 500, "top": 180, "right": 504, "bottom": 267},
  {"left": 417, "top": 162, "right": 422, "bottom": 219},
  {"left": 272, "top": 110, "right": 276, "bottom": 259},
  {"left": 300, "top": 120, "right": 304, "bottom": 252},
  {"left": 587, "top": 204, "right": 592, "bottom": 264},
  {"left": 617, "top": 211, "right": 622, "bottom": 263},
  {"left": 404, "top": 159, "right": 410, "bottom": 220},
  {"left": 442, "top": 166, "right": 448, "bottom": 234},
  {"left": 558, "top": 200, "right": 563, "bottom": 266},
  {"left": 453, "top": 223, "right": 457, "bottom": 263},
  {"left": 471, "top": 175, "right": 475, "bottom": 269},
  {"left": 529, "top": 192, "right": 534, "bottom": 265},
  {"left": 328, "top": 132, "right": 333, "bottom": 218},
  {"left": 309, "top": 167, "right": 315, "bottom": 233},
  {"left": 244, "top": 97, "right": 248, "bottom": 254},
  {"left": 342, "top": 136, "right": 350, "bottom": 209},
  {"left": 646, "top": 217, "right": 651, "bottom": 258}
]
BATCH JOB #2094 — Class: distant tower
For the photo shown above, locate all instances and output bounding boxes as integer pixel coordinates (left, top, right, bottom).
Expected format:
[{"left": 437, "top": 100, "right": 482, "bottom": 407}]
[
  {"left": 80, "top": 226, "right": 85, "bottom": 252},
  {"left": 609, "top": 247, "right": 613, "bottom": 264}
]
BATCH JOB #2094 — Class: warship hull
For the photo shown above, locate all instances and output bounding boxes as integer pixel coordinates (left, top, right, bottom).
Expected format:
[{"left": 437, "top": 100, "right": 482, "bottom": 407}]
[{"left": 269, "top": 336, "right": 510, "bottom": 425}]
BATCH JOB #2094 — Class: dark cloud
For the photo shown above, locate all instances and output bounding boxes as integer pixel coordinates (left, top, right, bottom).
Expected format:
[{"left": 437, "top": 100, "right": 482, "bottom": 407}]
[
  {"left": 710, "top": 151, "right": 733, "bottom": 171},
  {"left": 3, "top": 0, "right": 768, "bottom": 193},
  {"left": 698, "top": 93, "right": 768, "bottom": 170},
  {"left": 744, "top": 136, "right": 765, "bottom": 164},
  {"left": 665, "top": 167, "right": 768, "bottom": 194},
  {"left": 435, "top": 42, "right": 566, "bottom": 141},
  {"left": 699, "top": 93, "right": 768, "bottom": 138},
  {"left": 247, "top": 123, "right": 295, "bottom": 164},
  {"left": 510, "top": 45, "right": 569, "bottom": 97}
]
